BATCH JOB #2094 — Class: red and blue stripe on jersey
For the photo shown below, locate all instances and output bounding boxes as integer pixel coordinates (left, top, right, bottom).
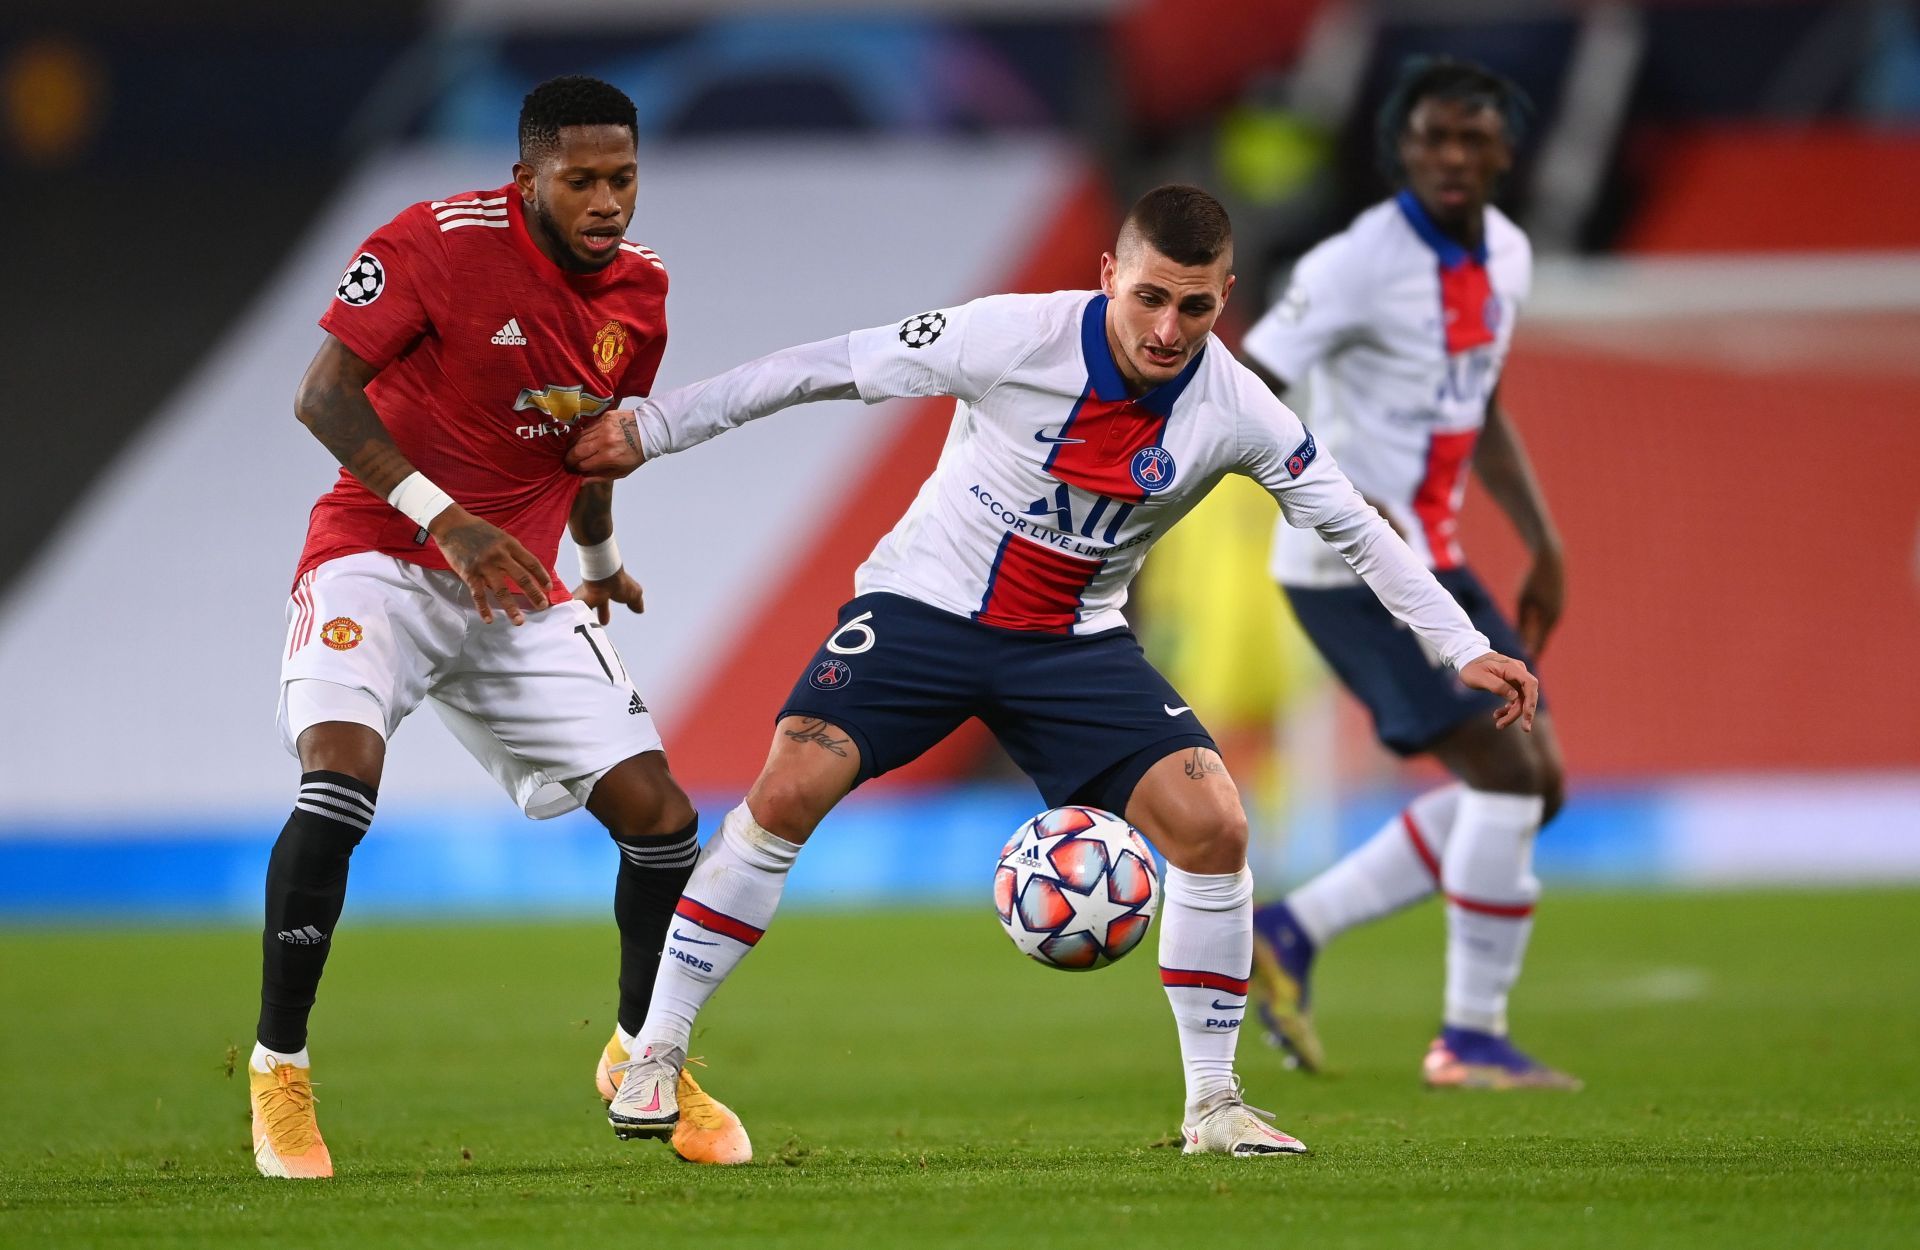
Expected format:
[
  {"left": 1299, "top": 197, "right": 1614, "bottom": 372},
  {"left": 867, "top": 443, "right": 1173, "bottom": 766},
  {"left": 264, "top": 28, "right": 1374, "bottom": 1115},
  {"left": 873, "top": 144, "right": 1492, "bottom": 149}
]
[
  {"left": 974, "top": 295, "right": 1204, "bottom": 633},
  {"left": 1396, "top": 191, "right": 1496, "bottom": 569}
]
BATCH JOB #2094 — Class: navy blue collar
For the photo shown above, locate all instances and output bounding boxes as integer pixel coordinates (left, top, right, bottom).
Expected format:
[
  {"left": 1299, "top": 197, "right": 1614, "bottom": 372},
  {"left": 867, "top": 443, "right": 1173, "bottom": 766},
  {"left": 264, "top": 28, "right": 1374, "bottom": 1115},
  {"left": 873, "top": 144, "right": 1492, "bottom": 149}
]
[
  {"left": 1080, "top": 293, "right": 1206, "bottom": 414},
  {"left": 1395, "top": 190, "right": 1488, "bottom": 269}
]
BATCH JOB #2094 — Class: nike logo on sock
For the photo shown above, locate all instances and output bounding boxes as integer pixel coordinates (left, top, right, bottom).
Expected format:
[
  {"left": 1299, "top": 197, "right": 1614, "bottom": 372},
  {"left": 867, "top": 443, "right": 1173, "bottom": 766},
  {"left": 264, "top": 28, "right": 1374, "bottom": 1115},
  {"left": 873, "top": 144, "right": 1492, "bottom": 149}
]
[
  {"left": 670, "top": 928, "right": 719, "bottom": 945},
  {"left": 1211, "top": 998, "right": 1245, "bottom": 1011}
]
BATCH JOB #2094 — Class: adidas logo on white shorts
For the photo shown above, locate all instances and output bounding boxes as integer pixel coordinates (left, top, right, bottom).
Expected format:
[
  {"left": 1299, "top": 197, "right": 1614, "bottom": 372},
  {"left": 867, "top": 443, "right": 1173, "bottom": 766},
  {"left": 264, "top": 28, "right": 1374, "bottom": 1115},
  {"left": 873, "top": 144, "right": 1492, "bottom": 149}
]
[{"left": 491, "top": 318, "right": 528, "bottom": 346}]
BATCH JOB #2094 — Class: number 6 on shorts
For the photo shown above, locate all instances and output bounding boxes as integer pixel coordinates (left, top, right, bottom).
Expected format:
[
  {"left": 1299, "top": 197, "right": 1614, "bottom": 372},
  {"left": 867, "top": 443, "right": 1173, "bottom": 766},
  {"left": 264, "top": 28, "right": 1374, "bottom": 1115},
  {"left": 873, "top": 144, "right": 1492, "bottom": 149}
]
[{"left": 826, "top": 611, "right": 877, "bottom": 655}]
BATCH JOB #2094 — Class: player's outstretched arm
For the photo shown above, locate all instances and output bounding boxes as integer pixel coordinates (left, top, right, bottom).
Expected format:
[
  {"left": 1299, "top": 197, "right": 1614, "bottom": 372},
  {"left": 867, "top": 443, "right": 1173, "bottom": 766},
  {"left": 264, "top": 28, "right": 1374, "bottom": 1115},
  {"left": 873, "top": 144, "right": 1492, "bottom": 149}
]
[
  {"left": 568, "top": 479, "right": 643, "bottom": 626},
  {"left": 567, "top": 335, "right": 861, "bottom": 478},
  {"left": 295, "top": 334, "right": 552, "bottom": 624},
  {"left": 1476, "top": 392, "right": 1564, "bottom": 658},
  {"left": 1305, "top": 485, "right": 1536, "bottom": 733}
]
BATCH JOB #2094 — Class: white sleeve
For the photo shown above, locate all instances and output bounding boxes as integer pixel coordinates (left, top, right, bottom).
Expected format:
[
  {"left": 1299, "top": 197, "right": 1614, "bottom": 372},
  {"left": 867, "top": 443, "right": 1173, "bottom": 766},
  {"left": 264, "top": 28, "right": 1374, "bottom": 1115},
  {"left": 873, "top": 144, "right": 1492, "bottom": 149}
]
[
  {"left": 1237, "top": 377, "right": 1490, "bottom": 671},
  {"left": 631, "top": 335, "right": 858, "bottom": 458},
  {"left": 845, "top": 293, "right": 1039, "bottom": 406},
  {"left": 1240, "top": 234, "right": 1366, "bottom": 387}
]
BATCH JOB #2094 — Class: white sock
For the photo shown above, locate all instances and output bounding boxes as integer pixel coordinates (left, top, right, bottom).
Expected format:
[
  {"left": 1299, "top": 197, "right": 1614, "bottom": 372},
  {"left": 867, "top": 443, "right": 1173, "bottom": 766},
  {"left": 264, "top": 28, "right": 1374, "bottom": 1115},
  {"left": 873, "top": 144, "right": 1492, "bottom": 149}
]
[
  {"left": 250, "top": 1041, "right": 310, "bottom": 1072},
  {"left": 1441, "top": 789, "right": 1544, "bottom": 1034},
  {"left": 1158, "top": 865, "right": 1254, "bottom": 1112},
  {"left": 1286, "top": 783, "right": 1462, "bottom": 945},
  {"left": 616, "top": 1023, "right": 637, "bottom": 1054},
  {"left": 638, "top": 802, "right": 801, "bottom": 1053}
]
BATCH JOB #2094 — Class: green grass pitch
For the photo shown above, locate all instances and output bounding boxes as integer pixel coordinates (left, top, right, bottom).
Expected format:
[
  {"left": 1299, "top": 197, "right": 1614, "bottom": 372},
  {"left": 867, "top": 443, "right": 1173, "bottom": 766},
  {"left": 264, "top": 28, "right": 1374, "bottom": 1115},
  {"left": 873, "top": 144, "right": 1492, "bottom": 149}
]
[{"left": 2, "top": 889, "right": 1916, "bottom": 1248}]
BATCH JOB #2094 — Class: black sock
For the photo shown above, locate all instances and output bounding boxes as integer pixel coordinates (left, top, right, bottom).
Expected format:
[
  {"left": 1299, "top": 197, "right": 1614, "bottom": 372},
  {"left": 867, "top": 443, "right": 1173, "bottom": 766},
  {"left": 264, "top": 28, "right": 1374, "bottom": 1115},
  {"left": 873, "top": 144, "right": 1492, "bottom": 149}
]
[
  {"left": 257, "top": 771, "right": 375, "bottom": 1053},
  {"left": 612, "top": 817, "right": 701, "bottom": 1038}
]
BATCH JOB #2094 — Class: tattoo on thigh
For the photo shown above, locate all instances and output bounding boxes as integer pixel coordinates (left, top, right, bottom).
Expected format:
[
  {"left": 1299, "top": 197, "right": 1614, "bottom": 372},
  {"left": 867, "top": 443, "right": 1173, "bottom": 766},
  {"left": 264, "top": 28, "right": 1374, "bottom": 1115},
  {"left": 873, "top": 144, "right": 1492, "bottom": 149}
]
[
  {"left": 784, "top": 718, "right": 850, "bottom": 758},
  {"left": 1183, "top": 748, "right": 1227, "bottom": 780}
]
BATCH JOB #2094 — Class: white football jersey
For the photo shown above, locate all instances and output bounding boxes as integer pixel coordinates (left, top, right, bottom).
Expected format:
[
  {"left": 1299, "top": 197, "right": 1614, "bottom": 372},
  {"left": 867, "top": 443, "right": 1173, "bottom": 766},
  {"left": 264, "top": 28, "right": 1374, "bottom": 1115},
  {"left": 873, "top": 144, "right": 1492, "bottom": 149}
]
[
  {"left": 1242, "top": 193, "right": 1532, "bottom": 587},
  {"left": 636, "top": 287, "right": 1492, "bottom": 668}
]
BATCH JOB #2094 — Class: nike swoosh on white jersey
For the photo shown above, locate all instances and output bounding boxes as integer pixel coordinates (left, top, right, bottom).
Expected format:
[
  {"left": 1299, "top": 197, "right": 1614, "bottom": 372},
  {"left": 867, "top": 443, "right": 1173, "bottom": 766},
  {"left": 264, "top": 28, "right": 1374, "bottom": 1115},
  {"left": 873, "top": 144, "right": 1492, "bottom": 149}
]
[
  {"left": 1033, "top": 429, "right": 1084, "bottom": 445},
  {"left": 1164, "top": 704, "right": 1191, "bottom": 716}
]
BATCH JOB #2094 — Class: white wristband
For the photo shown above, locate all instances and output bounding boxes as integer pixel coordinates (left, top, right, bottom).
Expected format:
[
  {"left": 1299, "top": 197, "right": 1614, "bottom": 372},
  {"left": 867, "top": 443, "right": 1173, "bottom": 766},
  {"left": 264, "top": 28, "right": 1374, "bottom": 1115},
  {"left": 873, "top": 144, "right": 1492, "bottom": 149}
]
[
  {"left": 577, "top": 535, "right": 622, "bottom": 581},
  {"left": 386, "top": 472, "right": 455, "bottom": 530}
]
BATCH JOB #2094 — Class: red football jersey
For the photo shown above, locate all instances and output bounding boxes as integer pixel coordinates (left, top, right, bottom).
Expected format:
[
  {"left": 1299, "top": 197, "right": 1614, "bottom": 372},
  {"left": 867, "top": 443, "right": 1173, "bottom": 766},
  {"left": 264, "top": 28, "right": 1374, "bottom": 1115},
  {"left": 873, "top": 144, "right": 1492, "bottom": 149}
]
[{"left": 296, "top": 184, "right": 669, "bottom": 601}]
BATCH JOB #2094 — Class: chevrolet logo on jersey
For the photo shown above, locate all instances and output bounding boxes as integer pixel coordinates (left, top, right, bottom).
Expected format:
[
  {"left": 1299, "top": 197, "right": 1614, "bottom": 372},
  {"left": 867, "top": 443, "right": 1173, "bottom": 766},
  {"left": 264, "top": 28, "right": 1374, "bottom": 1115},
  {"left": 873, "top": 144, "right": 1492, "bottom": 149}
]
[{"left": 514, "top": 385, "right": 612, "bottom": 424}]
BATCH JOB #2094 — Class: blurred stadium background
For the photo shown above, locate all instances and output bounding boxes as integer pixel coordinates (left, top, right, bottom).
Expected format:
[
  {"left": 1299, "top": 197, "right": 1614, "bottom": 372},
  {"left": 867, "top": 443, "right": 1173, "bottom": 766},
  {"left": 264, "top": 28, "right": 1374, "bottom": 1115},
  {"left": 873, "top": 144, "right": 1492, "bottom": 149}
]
[{"left": 2, "top": 0, "right": 1916, "bottom": 922}]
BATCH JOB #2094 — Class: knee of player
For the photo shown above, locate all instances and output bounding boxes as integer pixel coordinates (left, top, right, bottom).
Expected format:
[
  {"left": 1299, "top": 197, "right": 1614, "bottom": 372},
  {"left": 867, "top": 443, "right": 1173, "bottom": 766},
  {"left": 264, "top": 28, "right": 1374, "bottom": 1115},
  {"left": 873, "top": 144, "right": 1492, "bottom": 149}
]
[
  {"left": 1174, "top": 805, "right": 1248, "bottom": 871},
  {"left": 744, "top": 771, "right": 834, "bottom": 844}
]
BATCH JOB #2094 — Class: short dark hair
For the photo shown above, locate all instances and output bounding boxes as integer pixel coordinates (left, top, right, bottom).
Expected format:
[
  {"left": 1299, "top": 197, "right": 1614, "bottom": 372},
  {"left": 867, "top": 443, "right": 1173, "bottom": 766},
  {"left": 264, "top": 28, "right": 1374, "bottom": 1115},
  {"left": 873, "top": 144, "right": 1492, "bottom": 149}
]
[
  {"left": 518, "top": 75, "right": 638, "bottom": 164},
  {"left": 1375, "top": 56, "right": 1530, "bottom": 183},
  {"left": 1118, "top": 184, "right": 1234, "bottom": 268}
]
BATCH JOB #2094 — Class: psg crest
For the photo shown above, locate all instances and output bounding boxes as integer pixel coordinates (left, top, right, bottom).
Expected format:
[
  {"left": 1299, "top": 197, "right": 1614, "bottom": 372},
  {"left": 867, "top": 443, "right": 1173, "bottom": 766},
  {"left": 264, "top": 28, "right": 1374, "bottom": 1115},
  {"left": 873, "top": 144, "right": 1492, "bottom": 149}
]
[
  {"left": 1129, "top": 446, "right": 1176, "bottom": 493},
  {"left": 809, "top": 658, "right": 852, "bottom": 690}
]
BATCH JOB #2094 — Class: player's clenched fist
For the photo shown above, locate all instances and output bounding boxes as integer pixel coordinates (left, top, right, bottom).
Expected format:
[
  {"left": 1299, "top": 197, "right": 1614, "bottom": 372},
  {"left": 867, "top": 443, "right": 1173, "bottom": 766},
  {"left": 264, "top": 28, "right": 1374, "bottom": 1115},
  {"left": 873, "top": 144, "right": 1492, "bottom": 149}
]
[
  {"left": 429, "top": 504, "right": 553, "bottom": 625},
  {"left": 566, "top": 409, "right": 648, "bottom": 478},
  {"left": 1458, "top": 651, "right": 1539, "bottom": 732}
]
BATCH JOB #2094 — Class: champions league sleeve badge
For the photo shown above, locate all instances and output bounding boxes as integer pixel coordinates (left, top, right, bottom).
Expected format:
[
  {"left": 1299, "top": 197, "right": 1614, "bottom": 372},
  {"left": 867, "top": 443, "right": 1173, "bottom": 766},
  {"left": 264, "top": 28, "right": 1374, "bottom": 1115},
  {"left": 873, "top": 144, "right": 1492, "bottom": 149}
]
[
  {"left": 1284, "top": 431, "right": 1317, "bottom": 478},
  {"left": 1129, "top": 446, "right": 1176, "bottom": 493}
]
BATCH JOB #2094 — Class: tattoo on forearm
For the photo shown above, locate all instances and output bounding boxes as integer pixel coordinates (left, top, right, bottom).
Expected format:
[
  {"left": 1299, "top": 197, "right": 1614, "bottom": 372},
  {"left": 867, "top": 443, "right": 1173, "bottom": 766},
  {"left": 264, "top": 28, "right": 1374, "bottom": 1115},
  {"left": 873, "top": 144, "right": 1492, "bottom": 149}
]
[
  {"left": 1183, "top": 748, "right": 1227, "bottom": 781},
  {"left": 303, "top": 379, "right": 411, "bottom": 498},
  {"left": 784, "top": 718, "right": 850, "bottom": 758},
  {"left": 619, "top": 416, "right": 643, "bottom": 461},
  {"left": 569, "top": 480, "right": 615, "bottom": 545}
]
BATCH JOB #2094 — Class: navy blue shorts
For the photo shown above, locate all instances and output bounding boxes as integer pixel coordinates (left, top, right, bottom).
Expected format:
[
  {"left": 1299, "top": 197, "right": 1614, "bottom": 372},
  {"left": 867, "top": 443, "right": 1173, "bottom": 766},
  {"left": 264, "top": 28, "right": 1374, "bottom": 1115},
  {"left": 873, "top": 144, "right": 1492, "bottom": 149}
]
[
  {"left": 778, "top": 593, "right": 1217, "bottom": 813},
  {"left": 1283, "top": 566, "right": 1541, "bottom": 757}
]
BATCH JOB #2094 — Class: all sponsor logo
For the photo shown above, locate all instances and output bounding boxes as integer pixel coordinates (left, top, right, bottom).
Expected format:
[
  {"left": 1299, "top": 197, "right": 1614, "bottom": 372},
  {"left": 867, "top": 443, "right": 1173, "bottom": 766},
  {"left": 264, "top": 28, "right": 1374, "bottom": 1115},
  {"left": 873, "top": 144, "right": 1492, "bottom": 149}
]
[
  {"left": 513, "top": 385, "right": 612, "bottom": 438},
  {"left": 809, "top": 658, "right": 852, "bottom": 691},
  {"left": 1129, "top": 445, "right": 1176, "bottom": 493},
  {"left": 320, "top": 617, "right": 363, "bottom": 651}
]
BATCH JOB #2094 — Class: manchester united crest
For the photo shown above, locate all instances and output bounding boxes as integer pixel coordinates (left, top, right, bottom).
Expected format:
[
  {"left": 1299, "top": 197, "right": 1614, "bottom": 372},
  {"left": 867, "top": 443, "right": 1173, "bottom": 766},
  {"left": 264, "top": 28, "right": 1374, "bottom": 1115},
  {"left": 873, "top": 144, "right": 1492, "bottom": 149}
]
[
  {"left": 320, "top": 617, "right": 364, "bottom": 651},
  {"left": 592, "top": 320, "right": 628, "bottom": 373}
]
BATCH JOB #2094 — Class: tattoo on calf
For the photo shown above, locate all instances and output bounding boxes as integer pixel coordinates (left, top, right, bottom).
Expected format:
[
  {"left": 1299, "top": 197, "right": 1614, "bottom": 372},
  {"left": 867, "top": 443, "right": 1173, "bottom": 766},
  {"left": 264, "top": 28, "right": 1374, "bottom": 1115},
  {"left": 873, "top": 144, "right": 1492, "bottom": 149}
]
[
  {"left": 1183, "top": 748, "right": 1227, "bottom": 780},
  {"left": 784, "top": 719, "right": 850, "bottom": 758}
]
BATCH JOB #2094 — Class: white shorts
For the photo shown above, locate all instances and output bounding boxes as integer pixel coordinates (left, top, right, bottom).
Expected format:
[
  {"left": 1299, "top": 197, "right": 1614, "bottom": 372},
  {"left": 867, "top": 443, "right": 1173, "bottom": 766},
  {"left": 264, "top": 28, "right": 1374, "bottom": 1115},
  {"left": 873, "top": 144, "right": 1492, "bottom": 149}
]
[{"left": 278, "top": 552, "right": 663, "bottom": 820}]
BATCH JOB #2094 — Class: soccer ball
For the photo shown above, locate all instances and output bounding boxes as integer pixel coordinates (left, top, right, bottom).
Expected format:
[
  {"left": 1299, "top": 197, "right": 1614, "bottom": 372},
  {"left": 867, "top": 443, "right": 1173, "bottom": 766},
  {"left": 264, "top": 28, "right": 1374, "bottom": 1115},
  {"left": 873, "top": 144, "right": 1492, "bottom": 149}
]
[{"left": 993, "top": 806, "right": 1160, "bottom": 971}]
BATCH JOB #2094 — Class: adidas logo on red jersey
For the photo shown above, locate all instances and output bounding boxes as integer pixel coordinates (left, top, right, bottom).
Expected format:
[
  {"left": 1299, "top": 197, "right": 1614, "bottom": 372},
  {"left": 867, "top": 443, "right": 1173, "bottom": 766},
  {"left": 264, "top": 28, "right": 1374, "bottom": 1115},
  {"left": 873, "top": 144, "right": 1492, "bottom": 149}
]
[{"left": 491, "top": 318, "right": 528, "bottom": 347}]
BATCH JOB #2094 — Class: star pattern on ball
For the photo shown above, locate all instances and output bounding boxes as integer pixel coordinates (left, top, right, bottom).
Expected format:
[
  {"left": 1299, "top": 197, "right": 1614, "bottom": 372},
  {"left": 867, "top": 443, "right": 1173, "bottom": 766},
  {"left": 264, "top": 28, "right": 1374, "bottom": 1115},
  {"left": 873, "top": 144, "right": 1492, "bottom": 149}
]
[
  {"left": 1003, "top": 823, "right": 1075, "bottom": 899},
  {"left": 1052, "top": 871, "right": 1138, "bottom": 944}
]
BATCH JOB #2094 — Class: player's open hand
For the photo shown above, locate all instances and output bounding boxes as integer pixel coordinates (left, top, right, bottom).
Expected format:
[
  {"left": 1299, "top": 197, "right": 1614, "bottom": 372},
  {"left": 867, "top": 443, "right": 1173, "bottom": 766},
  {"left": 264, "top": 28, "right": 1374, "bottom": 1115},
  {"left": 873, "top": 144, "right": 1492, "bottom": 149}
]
[
  {"left": 577, "top": 568, "right": 645, "bottom": 625},
  {"left": 565, "top": 409, "right": 647, "bottom": 479},
  {"left": 1516, "top": 545, "right": 1565, "bottom": 658},
  {"left": 429, "top": 506, "right": 552, "bottom": 625},
  {"left": 1459, "top": 651, "right": 1539, "bottom": 732}
]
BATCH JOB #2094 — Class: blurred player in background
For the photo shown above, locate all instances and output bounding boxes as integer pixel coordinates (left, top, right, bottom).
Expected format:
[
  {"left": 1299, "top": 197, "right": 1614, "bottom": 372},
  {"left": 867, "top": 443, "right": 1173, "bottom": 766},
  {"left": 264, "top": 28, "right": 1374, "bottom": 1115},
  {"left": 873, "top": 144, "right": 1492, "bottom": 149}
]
[
  {"left": 567, "top": 184, "right": 1539, "bottom": 1156},
  {"left": 1241, "top": 57, "right": 1577, "bottom": 1090},
  {"left": 252, "top": 75, "right": 748, "bottom": 1178}
]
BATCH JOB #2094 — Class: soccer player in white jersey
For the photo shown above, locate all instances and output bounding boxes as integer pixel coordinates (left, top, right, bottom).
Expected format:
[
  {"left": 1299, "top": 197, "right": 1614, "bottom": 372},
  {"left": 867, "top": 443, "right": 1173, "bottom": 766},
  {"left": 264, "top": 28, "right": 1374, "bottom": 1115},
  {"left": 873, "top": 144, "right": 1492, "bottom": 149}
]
[
  {"left": 1240, "top": 58, "right": 1577, "bottom": 1090},
  {"left": 567, "top": 184, "right": 1540, "bottom": 1155}
]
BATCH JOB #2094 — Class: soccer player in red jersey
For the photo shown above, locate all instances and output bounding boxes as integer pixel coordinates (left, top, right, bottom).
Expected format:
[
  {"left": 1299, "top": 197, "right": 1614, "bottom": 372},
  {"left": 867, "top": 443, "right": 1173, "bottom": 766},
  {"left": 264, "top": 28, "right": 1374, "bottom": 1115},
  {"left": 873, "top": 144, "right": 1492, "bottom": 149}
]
[{"left": 250, "top": 75, "right": 747, "bottom": 1177}]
